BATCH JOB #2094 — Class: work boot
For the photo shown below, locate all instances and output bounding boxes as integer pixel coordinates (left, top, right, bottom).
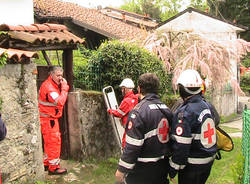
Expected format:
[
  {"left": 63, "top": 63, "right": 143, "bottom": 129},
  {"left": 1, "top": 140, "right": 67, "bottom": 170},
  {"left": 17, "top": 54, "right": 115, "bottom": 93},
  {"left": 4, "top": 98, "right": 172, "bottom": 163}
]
[
  {"left": 44, "top": 166, "right": 49, "bottom": 171},
  {"left": 48, "top": 168, "right": 67, "bottom": 175}
]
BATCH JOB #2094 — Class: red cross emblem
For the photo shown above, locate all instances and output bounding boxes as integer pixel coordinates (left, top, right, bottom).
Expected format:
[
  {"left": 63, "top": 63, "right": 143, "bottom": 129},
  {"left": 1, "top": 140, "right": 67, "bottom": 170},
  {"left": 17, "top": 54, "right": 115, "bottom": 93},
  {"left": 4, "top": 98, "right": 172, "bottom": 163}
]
[
  {"left": 201, "top": 118, "right": 216, "bottom": 148},
  {"left": 204, "top": 123, "right": 214, "bottom": 144},
  {"left": 157, "top": 118, "right": 169, "bottom": 143}
]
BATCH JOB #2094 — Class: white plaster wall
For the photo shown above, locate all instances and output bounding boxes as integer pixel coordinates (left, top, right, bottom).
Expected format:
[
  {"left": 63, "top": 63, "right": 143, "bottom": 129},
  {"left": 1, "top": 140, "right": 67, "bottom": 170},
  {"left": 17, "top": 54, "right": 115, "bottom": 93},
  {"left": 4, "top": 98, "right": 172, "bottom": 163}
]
[
  {"left": 157, "top": 11, "right": 244, "bottom": 40},
  {"left": 0, "top": 0, "right": 34, "bottom": 26}
]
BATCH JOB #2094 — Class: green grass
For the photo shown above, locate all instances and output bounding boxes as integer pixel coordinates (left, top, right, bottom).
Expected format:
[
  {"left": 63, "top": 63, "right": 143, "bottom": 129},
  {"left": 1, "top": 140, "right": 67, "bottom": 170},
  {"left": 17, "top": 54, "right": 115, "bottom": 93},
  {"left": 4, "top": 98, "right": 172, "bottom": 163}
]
[
  {"left": 206, "top": 138, "right": 243, "bottom": 184},
  {"left": 220, "top": 113, "right": 239, "bottom": 124},
  {"left": 35, "top": 138, "right": 243, "bottom": 184},
  {"left": 219, "top": 126, "right": 241, "bottom": 133},
  {"left": 39, "top": 158, "right": 118, "bottom": 184}
]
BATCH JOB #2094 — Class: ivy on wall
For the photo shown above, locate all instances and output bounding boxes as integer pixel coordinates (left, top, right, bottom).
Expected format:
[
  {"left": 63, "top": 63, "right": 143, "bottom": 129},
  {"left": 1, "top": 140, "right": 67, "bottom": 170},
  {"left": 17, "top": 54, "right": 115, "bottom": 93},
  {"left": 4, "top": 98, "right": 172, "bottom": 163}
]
[
  {"left": 0, "top": 97, "right": 2, "bottom": 111},
  {"left": 0, "top": 53, "right": 7, "bottom": 67},
  {"left": 0, "top": 31, "right": 7, "bottom": 68}
]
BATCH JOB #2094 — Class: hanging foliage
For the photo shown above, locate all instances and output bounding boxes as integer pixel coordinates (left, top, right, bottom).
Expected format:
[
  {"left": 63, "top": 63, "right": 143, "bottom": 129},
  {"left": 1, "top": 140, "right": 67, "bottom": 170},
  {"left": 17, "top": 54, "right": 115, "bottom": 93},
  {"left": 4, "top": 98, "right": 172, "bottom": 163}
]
[
  {"left": 143, "top": 31, "right": 250, "bottom": 94},
  {"left": 0, "top": 53, "right": 7, "bottom": 67}
]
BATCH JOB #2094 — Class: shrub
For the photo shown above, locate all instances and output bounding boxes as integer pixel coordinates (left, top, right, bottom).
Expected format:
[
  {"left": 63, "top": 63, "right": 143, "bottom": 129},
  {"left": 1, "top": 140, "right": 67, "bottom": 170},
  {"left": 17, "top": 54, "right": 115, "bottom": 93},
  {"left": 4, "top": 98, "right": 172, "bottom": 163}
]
[
  {"left": 0, "top": 54, "right": 7, "bottom": 67},
  {"left": 0, "top": 97, "right": 2, "bottom": 111},
  {"left": 161, "top": 94, "right": 179, "bottom": 109},
  {"left": 240, "top": 73, "right": 250, "bottom": 94},
  {"left": 241, "top": 53, "right": 250, "bottom": 68},
  {"left": 75, "top": 40, "right": 172, "bottom": 100}
]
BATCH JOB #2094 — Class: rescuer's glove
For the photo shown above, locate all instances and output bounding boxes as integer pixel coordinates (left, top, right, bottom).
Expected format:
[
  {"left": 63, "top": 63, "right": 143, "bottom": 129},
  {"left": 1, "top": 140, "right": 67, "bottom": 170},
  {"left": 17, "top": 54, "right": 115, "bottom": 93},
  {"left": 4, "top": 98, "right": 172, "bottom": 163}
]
[{"left": 108, "top": 109, "right": 116, "bottom": 115}]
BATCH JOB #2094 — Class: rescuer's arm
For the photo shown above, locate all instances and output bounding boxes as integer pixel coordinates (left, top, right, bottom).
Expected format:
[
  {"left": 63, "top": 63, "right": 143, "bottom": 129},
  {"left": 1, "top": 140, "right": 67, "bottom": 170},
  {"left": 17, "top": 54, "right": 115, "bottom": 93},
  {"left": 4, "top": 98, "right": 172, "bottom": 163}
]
[
  {"left": 169, "top": 112, "right": 192, "bottom": 179},
  {"left": 116, "top": 111, "right": 143, "bottom": 180},
  {"left": 55, "top": 78, "right": 69, "bottom": 106},
  {"left": 107, "top": 100, "right": 130, "bottom": 118}
]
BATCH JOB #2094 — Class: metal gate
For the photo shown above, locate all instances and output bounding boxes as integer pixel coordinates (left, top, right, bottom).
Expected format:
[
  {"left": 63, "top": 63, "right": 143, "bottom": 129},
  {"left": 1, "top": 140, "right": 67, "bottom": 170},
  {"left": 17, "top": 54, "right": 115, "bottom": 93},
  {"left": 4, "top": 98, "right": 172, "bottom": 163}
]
[{"left": 242, "top": 108, "right": 250, "bottom": 184}]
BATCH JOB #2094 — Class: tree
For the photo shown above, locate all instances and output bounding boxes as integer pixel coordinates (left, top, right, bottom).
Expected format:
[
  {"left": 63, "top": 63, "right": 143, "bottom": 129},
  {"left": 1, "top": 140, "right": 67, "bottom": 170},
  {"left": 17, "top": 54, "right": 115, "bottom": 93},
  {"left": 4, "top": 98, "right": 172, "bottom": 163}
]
[
  {"left": 121, "top": 0, "right": 161, "bottom": 20},
  {"left": 141, "top": 0, "right": 161, "bottom": 20},
  {"left": 121, "top": 0, "right": 183, "bottom": 21},
  {"left": 143, "top": 31, "right": 250, "bottom": 93},
  {"left": 120, "top": 0, "right": 143, "bottom": 16},
  {"left": 190, "top": 0, "right": 208, "bottom": 10},
  {"left": 120, "top": 0, "right": 212, "bottom": 22},
  {"left": 207, "top": 0, "right": 250, "bottom": 41}
]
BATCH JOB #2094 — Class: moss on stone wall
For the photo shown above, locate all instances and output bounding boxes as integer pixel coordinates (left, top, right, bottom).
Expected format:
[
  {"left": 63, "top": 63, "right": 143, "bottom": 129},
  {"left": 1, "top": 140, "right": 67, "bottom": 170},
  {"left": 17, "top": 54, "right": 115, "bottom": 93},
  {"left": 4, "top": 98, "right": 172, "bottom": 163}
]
[{"left": 0, "top": 97, "right": 2, "bottom": 111}]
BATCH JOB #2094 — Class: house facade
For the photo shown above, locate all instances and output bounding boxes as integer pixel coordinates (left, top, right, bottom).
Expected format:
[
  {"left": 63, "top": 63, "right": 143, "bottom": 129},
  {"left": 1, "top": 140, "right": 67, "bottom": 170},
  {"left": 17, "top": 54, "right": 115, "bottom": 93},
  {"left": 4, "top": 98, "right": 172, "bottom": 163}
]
[
  {"left": 157, "top": 7, "right": 247, "bottom": 116},
  {"left": 0, "top": 0, "right": 34, "bottom": 26}
]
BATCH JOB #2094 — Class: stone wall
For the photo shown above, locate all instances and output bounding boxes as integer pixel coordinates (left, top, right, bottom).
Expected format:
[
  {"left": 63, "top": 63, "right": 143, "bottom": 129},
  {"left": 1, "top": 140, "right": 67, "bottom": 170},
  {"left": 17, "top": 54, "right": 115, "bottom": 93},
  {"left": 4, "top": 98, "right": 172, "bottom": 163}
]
[
  {"left": 67, "top": 90, "right": 120, "bottom": 160},
  {"left": 0, "top": 63, "right": 44, "bottom": 183}
]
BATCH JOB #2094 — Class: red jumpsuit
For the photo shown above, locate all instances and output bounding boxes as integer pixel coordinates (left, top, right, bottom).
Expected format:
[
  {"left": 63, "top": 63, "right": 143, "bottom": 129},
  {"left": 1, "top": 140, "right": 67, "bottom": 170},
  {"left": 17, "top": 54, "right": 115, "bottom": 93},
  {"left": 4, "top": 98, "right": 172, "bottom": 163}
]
[
  {"left": 38, "top": 76, "right": 69, "bottom": 172},
  {"left": 108, "top": 91, "right": 139, "bottom": 148}
]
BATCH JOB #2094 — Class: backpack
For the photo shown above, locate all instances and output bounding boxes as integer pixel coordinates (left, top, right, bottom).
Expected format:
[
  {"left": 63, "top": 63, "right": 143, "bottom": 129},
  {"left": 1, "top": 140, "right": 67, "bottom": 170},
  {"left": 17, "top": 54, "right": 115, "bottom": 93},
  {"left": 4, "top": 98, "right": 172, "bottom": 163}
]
[{"left": 215, "top": 126, "right": 234, "bottom": 160}]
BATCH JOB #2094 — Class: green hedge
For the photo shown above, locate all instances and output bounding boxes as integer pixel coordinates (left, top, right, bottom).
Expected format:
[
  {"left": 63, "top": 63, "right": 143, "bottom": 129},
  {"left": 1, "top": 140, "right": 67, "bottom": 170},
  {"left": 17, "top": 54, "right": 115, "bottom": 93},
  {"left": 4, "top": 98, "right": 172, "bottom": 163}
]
[
  {"left": 241, "top": 53, "right": 250, "bottom": 68},
  {"left": 74, "top": 40, "right": 172, "bottom": 100},
  {"left": 240, "top": 73, "right": 250, "bottom": 94}
]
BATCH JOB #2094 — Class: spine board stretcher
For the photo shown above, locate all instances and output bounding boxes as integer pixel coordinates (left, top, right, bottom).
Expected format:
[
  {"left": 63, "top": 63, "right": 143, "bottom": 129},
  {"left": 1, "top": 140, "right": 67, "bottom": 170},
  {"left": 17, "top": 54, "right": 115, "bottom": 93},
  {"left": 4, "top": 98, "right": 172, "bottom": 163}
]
[{"left": 103, "top": 86, "right": 124, "bottom": 152}]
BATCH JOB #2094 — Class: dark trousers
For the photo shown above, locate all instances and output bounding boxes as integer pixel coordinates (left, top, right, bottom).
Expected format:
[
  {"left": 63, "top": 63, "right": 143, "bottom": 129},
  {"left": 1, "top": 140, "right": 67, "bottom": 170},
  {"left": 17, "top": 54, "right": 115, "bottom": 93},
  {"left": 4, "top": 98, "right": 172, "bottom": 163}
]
[
  {"left": 178, "top": 162, "right": 213, "bottom": 184},
  {"left": 125, "top": 159, "right": 170, "bottom": 184}
]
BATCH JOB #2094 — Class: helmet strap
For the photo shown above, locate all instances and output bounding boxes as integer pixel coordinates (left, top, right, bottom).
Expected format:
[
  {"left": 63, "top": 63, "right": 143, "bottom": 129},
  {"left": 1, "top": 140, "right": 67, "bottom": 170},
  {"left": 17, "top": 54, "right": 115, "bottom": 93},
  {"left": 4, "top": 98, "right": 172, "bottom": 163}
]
[{"left": 184, "top": 87, "right": 202, "bottom": 95}]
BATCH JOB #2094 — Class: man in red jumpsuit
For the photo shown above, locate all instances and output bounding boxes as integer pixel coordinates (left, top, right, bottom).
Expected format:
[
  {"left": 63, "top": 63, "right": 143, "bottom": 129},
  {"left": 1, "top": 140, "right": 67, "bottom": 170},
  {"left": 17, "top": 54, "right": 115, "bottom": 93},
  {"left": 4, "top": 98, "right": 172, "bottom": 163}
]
[
  {"left": 38, "top": 66, "right": 69, "bottom": 175},
  {"left": 107, "top": 78, "right": 139, "bottom": 148}
]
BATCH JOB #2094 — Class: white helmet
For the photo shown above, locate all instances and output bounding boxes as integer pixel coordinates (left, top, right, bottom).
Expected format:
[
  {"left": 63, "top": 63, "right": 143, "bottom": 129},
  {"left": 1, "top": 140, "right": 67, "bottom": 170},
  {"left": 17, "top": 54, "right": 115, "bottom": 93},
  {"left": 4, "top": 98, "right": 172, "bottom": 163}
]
[
  {"left": 177, "top": 69, "right": 202, "bottom": 95},
  {"left": 119, "top": 78, "right": 135, "bottom": 89}
]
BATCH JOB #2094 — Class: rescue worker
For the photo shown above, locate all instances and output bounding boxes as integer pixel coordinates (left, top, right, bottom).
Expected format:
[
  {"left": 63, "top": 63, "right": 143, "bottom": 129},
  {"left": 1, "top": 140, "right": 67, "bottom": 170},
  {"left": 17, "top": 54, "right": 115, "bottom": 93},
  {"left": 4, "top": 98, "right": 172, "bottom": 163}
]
[
  {"left": 38, "top": 66, "right": 69, "bottom": 175},
  {"left": 107, "top": 78, "right": 139, "bottom": 148},
  {"left": 169, "top": 69, "right": 217, "bottom": 184},
  {"left": 0, "top": 113, "right": 6, "bottom": 141},
  {"left": 0, "top": 113, "right": 7, "bottom": 184},
  {"left": 115, "top": 73, "right": 172, "bottom": 184}
]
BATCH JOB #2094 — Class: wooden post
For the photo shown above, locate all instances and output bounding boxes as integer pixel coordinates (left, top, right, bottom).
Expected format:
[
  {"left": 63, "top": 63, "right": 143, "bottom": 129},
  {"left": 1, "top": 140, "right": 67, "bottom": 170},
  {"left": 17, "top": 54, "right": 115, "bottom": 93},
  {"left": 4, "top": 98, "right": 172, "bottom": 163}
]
[
  {"left": 41, "top": 50, "right": 52, "bottom": 66},
  {"left": 62, "top": 49, "right": 74, "bottom": 92},
  {"left": 60, "top": 49, "right": 73, "bottom": 159}
]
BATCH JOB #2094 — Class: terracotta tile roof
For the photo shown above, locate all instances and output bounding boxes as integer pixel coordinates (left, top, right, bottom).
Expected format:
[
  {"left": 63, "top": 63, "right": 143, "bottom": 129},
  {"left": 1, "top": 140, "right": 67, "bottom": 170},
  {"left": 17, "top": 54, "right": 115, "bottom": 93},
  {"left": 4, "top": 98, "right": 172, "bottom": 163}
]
[
  {"left": 100, "top": 7, "right": 158, "bottom": 29},
  {"left": 33, "top": 0, "right": 148, "bottom": 40},
  {"left": 0, "top": 23, "right": 84, "bottom": 45},
  {"left": 0, "top": 48, "right": 38, "bottom": 62}
]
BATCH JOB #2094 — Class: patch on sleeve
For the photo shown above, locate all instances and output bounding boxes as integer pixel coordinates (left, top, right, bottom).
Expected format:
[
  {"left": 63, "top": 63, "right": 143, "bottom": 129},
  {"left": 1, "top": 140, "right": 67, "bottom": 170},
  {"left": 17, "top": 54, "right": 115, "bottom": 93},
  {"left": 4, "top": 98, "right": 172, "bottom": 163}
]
[
  {"left": 50, "top": 92, "right": 59, "bottom": 100},
  {"left": 201, "top": 118, "right": 216, "bottom": 148},
  {"left": 130, "top": 113, "right": 136, "bottom": 119},
  {"left": 157, "top": 118, "right": 170, "bottom": 143},
  {"left": 128, "top": 121, "right": 133, "bottom": 130},
  {"left": 176, "top": 126, "right": 183, "bottom": 136},
  {"left": 178, "top": 112, "right": 184, "bottom": 119},
  {"left": 178, "top": 119, "right": 183, "bottom": 124}
]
